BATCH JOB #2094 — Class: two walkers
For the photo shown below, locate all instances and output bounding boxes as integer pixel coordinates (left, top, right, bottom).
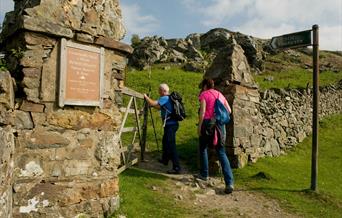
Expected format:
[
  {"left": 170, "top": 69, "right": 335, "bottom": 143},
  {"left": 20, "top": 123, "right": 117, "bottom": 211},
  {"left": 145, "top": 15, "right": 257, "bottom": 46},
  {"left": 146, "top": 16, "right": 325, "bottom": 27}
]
[{"left": 144, "top": 79, "right": 234, "bottom": 194}]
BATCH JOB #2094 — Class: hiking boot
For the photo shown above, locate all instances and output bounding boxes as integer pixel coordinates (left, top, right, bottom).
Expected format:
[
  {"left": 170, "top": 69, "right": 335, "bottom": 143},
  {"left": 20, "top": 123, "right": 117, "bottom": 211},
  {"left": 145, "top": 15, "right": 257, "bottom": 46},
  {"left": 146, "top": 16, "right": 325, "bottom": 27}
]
[
  {"left": 166, "top": 169, "right": 181, "bottom": 175},
  {"left": 193, "top": 174, "right": 208, "bottom": 181},
  {"left": 224, "top": 185, "right": 234, "bottom": 194}
]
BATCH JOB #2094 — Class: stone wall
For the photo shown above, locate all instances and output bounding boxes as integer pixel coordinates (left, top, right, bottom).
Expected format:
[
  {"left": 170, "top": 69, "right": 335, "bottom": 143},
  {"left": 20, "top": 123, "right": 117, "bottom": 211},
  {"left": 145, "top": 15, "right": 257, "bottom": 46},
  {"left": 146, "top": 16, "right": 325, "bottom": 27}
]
[
  {"left": 227, "top": 82, "right": 342, "bottom": 168},
  {"left": 0, "top": 126, "right": 15, "bottom": 218},
  {"left": 258, "top": 84, "right": 342, "bottom": 155},
  {"left": 0, "top": 0, "right": 131, "bottom": 217}
]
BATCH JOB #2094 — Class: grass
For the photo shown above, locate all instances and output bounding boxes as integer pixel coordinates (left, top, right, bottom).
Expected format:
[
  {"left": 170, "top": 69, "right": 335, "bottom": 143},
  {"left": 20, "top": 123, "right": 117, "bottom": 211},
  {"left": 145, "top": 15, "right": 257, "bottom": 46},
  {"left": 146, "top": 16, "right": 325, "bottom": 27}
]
[
  {"left": 123, "top": 66, "right": 203, "bottom": 169},
  {"left": 115, "top": 66, "right": 342, "bottom": 217},
  {"left": 255, "top": 68, "right": 342, "bottom": 90},
  {"left": 112, "top": 169, "right": 190, "bottom": 218},
  {"left": 235, "top": 114, "right": 342, "bottom": 217}
]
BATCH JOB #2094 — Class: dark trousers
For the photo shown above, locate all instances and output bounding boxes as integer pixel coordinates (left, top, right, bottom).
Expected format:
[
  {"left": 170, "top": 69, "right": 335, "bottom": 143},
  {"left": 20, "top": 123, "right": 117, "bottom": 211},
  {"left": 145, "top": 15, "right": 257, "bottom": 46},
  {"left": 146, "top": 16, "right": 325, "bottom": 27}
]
[
  {"left": 199, "top": 120, "right": 234, "bottom": 186},
  {"left": 162, "top": 123, "right": 180, "bottom": 171}
]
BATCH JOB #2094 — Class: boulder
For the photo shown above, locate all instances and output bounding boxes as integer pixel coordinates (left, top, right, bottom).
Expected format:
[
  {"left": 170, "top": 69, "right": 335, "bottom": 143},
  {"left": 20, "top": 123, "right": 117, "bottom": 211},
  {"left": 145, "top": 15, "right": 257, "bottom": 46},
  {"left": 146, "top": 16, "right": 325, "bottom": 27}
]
[
  {"left": 200, "top": 28, "right": 232, "bottom": 51},
  {"left": 183, "top": 61, "right": 207, "bottom": 73},
  {"left": 163, "top": 49, "right": 187, "bottom": 63},
  {"left": 234, "top": 32, "right": 266, "bottom": 72},
  {"left": 186, "top": 33, "right": 202, "bottom": 50},
  {"left": 129, "top": 36, "right": 166, "bottom": 70},
  {"left": 167, "top": 38, "right": 189, "bottom": 53}
]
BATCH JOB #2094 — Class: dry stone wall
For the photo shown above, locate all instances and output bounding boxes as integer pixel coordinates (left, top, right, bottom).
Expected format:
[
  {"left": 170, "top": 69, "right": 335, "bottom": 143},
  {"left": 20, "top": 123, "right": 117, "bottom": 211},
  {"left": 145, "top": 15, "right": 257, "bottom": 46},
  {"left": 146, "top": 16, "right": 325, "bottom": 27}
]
[
  {"left": 227, "top": 83, "right": 342, "bottom": 168},
  {"left": 0, "top": 126, "right": 15, "bottom": 218},
  {"left": 258, "top": 84, "right": 342, "bottom": 154},
  {"left": 0, "top": 0, "right": 131, "bottom": 217}
]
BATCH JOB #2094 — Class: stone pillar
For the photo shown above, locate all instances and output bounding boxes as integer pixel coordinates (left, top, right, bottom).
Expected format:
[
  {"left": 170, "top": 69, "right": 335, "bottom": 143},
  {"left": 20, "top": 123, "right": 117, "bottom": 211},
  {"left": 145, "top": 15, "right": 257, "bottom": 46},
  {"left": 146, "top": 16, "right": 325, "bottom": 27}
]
[
  {"left": 222, "top": 84, "right": 262, "bottom": 168},
  {"left": 204, "top": 38, "right": 260, "bottom": 169},
  {"left": 0, "top": 0, "right": 132, "bottom": 217}
]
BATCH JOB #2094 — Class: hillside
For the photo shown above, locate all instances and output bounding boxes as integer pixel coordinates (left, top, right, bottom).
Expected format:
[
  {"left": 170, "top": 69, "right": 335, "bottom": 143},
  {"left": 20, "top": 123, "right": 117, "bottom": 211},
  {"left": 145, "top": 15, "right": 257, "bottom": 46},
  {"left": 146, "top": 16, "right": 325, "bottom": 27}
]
[{"left": 127, "top": 28, "right": 342, "bottom": 89}]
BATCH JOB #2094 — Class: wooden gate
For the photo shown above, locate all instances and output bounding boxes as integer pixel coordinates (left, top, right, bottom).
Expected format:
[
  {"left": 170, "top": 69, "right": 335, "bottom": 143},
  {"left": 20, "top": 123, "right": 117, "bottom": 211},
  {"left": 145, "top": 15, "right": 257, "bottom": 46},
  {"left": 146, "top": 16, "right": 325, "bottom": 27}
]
[{"left": 116, "top": 87, "right": 145, "bottom": 174}]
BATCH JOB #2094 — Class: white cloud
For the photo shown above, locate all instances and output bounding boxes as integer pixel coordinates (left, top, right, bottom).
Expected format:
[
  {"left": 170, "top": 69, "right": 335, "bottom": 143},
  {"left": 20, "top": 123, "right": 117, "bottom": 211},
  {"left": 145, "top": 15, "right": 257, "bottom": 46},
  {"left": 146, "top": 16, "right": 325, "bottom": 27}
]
[
  {"left": 320, "top": 25, "right": 342, "bottom": 51},
  {"left": 182, "top": 0, "right": 342, "bottom": 50},
  {"left": 237, "top": 20, "right": 297, "bottom": 38},
  {"left": 121, "top": 3, "right": 160, "bottom": 39}
]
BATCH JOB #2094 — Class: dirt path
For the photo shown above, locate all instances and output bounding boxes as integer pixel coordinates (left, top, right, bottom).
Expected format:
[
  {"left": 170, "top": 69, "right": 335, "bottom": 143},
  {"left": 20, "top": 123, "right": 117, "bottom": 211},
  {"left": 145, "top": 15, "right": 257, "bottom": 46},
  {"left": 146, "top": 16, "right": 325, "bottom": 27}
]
[{"left": 137, "top": 152, "right": 300, "bottom": 218}]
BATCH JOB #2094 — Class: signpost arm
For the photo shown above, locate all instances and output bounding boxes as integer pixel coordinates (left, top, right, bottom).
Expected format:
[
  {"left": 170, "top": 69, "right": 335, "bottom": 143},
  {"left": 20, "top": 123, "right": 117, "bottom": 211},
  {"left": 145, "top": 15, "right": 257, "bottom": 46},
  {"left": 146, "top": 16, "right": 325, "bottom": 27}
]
[{"left": 311, "top": 24, "right": 319, "bottom": 191}]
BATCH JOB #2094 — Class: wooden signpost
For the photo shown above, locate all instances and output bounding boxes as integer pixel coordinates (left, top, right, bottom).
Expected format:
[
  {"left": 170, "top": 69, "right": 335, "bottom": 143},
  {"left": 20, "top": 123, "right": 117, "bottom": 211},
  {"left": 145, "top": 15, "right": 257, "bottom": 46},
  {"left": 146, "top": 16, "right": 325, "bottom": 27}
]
[
  {"left": 270, "top": 30, "right": 312, "bottom": 50},
  {"left": 271, "top": 25, "right": 319, "bottom": 191}
]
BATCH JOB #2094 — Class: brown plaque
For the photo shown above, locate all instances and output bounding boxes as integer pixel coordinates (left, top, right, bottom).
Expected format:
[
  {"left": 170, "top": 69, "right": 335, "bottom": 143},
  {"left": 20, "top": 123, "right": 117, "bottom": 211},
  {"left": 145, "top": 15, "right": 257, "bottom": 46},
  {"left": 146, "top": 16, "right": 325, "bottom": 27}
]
[{"left": 59, "top": 39, "right": 104, "bottom": 107}]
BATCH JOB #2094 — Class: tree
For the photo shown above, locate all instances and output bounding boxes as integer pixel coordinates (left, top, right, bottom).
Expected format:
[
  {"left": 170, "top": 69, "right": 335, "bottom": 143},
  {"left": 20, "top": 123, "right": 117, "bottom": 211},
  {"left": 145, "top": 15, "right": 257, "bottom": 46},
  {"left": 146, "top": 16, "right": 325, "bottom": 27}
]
[{"left": 131, "top": 34, "right": 141, "bottom": 48}]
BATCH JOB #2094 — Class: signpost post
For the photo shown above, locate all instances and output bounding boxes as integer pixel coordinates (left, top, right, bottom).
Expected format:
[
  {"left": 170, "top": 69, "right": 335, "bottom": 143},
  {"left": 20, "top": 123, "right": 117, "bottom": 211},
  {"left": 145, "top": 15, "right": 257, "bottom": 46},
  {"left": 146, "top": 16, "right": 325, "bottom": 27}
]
[
  {"left": 270, "top": 25, "right": 319, "bottom": 191},
  {"left": 311, "top": 25, "right": 319, "bottom": 191}
]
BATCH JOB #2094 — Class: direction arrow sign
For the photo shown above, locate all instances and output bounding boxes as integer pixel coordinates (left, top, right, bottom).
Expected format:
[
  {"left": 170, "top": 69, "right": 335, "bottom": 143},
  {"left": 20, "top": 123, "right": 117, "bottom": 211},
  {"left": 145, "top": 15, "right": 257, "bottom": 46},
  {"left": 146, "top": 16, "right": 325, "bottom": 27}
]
[{"left": 270, "top": 30, "right": 312, "bottom": 50}]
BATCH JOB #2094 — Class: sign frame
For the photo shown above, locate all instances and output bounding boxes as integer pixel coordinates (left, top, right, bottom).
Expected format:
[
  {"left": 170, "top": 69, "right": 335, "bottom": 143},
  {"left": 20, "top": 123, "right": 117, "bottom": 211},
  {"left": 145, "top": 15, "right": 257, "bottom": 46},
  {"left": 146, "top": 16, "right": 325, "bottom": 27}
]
[
  {"left": 59, "top": 38, "right": 105, "bottom": 108},
  {"left": 270, "top": 29, "right": 312, "bottom": 50}
]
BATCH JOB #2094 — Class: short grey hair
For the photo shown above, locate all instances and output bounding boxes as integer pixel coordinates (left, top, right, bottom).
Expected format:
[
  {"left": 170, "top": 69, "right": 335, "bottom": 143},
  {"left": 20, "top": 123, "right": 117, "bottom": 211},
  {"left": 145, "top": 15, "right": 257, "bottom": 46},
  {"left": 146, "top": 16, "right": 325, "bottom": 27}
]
[{"left": 159, "top": 83, "right": 169, "bottom": 94}]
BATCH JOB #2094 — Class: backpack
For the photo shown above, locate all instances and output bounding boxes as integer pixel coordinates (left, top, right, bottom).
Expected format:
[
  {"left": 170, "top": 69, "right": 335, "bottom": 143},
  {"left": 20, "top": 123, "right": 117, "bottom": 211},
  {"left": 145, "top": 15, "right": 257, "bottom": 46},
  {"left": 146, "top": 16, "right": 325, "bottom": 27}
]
[
  {"left": 211, "top": 92, "right": 230, "bottom": 125},
  {"left": 169, "top": 92, "right": 186, "bottom": 121}
]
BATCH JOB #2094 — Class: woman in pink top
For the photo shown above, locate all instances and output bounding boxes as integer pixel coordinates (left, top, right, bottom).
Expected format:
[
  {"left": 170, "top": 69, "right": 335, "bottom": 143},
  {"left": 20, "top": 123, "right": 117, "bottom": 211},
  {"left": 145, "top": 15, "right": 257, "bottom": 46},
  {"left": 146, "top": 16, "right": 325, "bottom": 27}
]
[{"left": 195, "top": 78, "right": 234, "bottom": 194}]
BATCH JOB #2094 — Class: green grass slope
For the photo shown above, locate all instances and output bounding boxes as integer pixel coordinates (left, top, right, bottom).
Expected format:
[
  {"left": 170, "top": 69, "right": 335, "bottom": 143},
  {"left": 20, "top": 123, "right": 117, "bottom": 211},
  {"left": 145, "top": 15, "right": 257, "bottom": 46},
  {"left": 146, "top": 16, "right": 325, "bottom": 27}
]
[
  {"left": 114, "top": 67, "right": 342, "bottom": 217},
  {"left": 124, "top": 66, "right": 203, "bottom": 169}
]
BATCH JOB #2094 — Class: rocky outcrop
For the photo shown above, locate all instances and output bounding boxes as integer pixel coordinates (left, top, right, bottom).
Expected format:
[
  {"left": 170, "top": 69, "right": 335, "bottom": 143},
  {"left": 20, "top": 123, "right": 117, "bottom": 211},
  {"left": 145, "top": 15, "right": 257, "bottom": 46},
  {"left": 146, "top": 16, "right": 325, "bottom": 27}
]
[
  {"left": 200, "top": 28, "right": 232, "bottom": 51},
  {"left": 234, "top": 32, "right": 267, "bottom": 73},
  {"left": 129, "top": 28, "right": 266, "bottom": 73},
  {"left": 129, "top": 35, "right": 205, "bottom": 71}
]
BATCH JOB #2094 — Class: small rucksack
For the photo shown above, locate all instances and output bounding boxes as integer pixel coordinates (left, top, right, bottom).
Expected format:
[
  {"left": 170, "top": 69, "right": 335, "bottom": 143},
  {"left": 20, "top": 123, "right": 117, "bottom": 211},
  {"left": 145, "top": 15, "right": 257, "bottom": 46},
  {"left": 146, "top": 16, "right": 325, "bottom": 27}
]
[
  {"left": 209, "top": 91, "right": 230, "bottom": 125},
  {"left": 169, "top": 92, "right": 186, "bottom": 121},
  {"left": 214, "top": 98, "right": 230, "bottom": 125}
]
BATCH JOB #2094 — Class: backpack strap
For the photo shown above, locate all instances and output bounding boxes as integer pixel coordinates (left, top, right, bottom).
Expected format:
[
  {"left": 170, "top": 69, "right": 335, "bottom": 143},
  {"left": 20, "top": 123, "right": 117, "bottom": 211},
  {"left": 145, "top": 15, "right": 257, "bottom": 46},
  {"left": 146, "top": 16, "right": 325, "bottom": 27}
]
[
  {"left": 207, "top": 89, "right": 215, "bottom": 99},
  {"left": 207, "top": 90, "right": 219, "bottom": 102},
  {"left": 161, "top": 96, "right": 174, "bottom": 127},
  {"left": 209, "top": 90, "right": 229, "bottom": 113}
]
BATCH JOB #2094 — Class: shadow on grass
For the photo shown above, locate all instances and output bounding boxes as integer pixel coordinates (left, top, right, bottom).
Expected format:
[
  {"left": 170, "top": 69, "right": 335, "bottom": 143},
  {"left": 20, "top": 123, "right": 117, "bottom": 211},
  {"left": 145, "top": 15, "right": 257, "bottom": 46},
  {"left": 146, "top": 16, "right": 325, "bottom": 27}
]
[
  {"left": 177, "top": 137, "right": 199, "bottom": 172},
  {"left": 121, "top": 167, "right": 167, "bottom": 180},
  {"left": 249, "top": 187, "right": 309, "bottom": 193},
  {"left": 137, "top": 137, "right": 200, "bottom": 174}
]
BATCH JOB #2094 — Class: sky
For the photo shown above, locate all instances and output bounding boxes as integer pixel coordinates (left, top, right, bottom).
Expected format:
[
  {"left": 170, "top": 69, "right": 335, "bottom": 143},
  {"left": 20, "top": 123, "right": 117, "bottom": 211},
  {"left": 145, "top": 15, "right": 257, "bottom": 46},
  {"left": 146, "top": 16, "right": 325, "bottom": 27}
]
[{"left": 1, "top": 0, "right": 341, "bottom": 50}]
